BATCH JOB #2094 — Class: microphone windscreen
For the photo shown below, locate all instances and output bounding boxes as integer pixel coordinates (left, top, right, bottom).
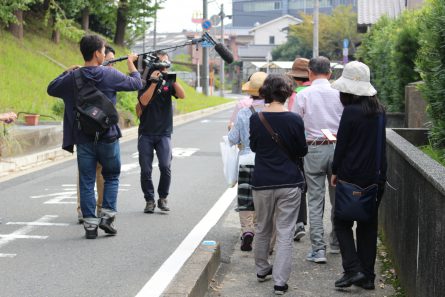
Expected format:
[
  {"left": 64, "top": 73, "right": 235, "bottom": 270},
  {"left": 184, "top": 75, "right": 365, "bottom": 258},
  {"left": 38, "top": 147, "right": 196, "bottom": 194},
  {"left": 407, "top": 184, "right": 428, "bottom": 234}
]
[{"left": 214, "top": 43, "right": 234, "bottom": 64}]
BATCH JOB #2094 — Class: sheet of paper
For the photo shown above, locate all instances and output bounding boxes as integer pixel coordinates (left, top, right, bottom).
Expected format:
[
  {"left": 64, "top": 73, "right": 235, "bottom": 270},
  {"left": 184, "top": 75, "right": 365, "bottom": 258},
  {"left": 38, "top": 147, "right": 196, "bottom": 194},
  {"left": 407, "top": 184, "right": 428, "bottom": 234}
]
[{"left": 321, "top": 129, "right": 337, "bottom": 141}]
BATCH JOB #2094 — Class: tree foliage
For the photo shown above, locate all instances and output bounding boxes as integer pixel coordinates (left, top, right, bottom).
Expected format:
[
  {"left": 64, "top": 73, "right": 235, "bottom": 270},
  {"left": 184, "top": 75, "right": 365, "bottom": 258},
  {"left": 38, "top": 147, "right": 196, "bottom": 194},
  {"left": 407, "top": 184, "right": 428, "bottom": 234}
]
[
  {"left": 0, "top": 0, "right": 162, "bottom": 46},
  {"left": 356, "top": 10, "right": 421, "bottom": 112},
  {"left": 416, "top": 0, "right": 445, "bottom": 153},
  {"left": 272, "top": 5, "right": 361, "bottom": 61},
  {"left": 0, "top": 0, "right": 39, "bottom": 26}
]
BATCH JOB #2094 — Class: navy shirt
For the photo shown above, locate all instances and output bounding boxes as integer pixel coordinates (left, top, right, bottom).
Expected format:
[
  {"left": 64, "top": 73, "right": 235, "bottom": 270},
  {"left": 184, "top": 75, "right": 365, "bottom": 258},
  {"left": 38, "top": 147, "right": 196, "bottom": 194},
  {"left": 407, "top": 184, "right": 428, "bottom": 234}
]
[
  {"left": 138, "top": 79, "right": 176, "bottom": 136},
  {"left": 47, "top": 66, "right": 142, "bottom": 152},
  {"left": 250, "top": 112, "right": 308, "bottom": 190},
  {"left": 332, "top": 104, "right": 387, "bottom": 187}
]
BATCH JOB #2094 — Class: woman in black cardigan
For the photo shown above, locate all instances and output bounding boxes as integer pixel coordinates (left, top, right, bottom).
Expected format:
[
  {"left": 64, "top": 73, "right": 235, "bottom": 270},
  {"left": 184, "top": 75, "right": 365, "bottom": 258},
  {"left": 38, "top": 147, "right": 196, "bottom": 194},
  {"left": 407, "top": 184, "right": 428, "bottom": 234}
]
[{"left": 330, "top": 61, "right": 387, "bottom": 290}]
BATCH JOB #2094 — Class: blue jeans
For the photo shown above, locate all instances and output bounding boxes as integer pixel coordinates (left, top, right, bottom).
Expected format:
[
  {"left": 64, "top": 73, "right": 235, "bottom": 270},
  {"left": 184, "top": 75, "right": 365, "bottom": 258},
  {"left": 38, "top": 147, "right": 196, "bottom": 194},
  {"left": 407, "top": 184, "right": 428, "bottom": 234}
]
[
  {"left": 138, "top": 134, "right": 172, "bottom": 202},
  {"left": 77, "top": 140, "right": 121, "bottom": 220}
]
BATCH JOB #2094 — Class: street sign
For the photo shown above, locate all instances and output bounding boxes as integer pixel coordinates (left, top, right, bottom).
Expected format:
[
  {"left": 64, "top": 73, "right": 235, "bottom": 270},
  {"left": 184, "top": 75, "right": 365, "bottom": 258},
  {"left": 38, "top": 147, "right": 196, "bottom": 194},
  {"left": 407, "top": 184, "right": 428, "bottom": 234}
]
[
  {"left": 210, "top": 15, "right": 220, "bottom": 26},
  {"left": 201, "top": 41, "right": 213, "bottom": 48},
  {"left": 202, "top": 19, "right": 212, "bottom": 30}
]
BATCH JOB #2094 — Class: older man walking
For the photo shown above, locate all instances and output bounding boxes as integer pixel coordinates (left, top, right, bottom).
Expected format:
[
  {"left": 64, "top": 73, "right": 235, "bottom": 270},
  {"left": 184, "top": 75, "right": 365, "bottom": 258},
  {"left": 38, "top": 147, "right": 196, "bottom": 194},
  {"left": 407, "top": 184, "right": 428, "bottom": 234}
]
[{"left": 292, "top": 56, "right": 343, "bottom": 263}]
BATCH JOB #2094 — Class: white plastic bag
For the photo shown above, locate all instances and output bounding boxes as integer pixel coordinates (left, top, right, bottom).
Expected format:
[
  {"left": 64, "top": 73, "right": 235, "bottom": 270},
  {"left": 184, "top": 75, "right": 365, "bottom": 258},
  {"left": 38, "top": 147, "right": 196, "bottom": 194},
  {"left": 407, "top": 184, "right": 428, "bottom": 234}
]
[{"left": 220, "top": 135, "right": 239, "bottom": 187}]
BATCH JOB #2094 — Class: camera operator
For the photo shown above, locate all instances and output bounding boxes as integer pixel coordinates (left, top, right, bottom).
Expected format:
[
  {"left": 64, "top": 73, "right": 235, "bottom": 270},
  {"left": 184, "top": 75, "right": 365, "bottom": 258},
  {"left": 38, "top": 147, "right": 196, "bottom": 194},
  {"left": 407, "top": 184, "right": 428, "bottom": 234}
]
[{"left": 137, "top": 51, "right": 185, "bottom": 214}]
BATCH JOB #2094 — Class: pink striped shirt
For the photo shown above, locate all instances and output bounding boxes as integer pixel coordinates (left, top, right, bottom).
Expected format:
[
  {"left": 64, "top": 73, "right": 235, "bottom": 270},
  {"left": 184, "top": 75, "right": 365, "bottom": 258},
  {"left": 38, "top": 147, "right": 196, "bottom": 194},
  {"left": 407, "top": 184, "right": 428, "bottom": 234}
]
[{"left": 292, "top": 78, "right": 343, "bottom": 141}]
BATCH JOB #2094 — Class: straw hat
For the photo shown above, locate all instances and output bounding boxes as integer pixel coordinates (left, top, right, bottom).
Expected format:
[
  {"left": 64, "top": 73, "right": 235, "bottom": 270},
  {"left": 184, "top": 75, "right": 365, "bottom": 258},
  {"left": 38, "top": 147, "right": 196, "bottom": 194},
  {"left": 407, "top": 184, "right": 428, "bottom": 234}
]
[
  {"left": 331, "top": 61, "right": 377, "bottom": 96},
  {"left": 242, "top": 72, "right": 267, "bottom": 96},
  {"left": 286, "top": 58, "right": 309, "bottom": 78}
]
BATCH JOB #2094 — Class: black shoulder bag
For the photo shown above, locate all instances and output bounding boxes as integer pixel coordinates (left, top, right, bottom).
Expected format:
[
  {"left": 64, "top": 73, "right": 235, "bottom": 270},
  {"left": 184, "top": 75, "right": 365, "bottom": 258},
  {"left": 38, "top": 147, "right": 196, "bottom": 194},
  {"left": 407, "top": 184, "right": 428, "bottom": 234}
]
[
  {"left": 334, "top": 114, "right": 384, "bottom": 222},
  {"left": 73, "top": 69, "right": 119, "bottom": 140}
]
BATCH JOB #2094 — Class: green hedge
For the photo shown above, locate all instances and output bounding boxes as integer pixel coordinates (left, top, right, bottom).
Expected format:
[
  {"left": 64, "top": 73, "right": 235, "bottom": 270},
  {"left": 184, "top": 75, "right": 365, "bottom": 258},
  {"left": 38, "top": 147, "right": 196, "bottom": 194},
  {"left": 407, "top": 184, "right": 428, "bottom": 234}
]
[
  {"left": 416, "top": 0, "right": 445, "bottom": 159},
  {"left": 355, "top": 10, "right": 421, "bottom": 112}
]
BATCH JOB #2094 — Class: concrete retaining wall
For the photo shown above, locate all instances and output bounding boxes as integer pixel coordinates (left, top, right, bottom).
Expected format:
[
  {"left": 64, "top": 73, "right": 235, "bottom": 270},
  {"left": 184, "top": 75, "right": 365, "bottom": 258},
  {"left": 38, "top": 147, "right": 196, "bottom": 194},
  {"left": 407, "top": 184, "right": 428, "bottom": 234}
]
[{"left": 381, "top": 129, "right": 445, "bottom": 297}]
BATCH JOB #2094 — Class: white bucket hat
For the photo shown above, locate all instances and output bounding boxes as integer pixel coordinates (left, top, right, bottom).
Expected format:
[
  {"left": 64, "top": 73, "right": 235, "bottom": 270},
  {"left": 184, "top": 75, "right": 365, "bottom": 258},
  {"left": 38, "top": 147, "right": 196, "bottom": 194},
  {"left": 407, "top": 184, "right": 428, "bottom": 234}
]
[{"left": 331, "top": 61, "right": 377, "bottom": 96}]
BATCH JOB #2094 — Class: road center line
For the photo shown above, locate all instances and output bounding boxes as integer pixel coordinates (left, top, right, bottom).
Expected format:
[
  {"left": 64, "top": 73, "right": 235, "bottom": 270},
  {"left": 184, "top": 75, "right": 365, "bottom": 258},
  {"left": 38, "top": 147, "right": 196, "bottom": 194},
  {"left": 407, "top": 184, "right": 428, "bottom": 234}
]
[{"left": 135, "top": 186, "right": 237, "bottom": 297}]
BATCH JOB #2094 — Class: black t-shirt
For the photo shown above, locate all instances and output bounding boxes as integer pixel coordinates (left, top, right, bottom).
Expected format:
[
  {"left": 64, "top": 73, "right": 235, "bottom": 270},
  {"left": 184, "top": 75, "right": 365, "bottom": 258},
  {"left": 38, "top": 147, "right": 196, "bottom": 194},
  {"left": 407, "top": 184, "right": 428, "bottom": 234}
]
[{"left": 138, "top": 79, "right": 177, "bottom": 136}]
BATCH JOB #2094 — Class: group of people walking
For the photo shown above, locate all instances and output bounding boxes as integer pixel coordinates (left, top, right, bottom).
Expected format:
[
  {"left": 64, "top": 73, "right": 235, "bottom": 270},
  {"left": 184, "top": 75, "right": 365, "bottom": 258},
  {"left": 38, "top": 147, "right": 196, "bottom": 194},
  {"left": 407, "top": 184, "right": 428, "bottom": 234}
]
[{"left": 228, "top": 56, "right": 386, "bottom": 295}]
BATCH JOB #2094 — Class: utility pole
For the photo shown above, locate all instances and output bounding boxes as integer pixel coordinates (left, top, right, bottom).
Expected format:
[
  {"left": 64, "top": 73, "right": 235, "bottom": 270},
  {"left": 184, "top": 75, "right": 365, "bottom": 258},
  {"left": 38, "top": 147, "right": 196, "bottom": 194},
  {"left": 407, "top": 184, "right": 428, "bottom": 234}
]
[
  {"left": 202, "top": 0, "right": 209, "bottom": 95},
  {"left": 313, "top": 0, "right": 319, "bottom": 58},
  {"left": 153, "top": 0, "right": 157, "bottom": 50},
  {"left": 219, "top": 3, "right": 225, "bottom": 97}
]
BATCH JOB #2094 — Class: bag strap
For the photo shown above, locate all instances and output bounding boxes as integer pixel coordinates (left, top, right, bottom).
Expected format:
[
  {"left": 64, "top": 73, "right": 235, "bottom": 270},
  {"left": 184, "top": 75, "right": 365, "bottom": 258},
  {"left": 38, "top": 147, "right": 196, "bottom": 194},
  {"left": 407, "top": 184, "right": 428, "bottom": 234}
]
[
  {"left": 258, "top": 112, "right": 295, "bottom": 162},
  {"left": 249, "top": 106, "right": 256, "bottom": 114},
  {"left": 375, "top": 113, "right": 384, "bottom": 182}
]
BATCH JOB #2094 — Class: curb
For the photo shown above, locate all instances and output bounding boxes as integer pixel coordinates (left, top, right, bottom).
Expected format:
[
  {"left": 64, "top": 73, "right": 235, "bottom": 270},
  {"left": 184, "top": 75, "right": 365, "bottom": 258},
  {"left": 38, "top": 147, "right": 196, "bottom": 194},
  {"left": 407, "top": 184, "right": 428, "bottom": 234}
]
[
  {"left": 0, "top": 101, "right": 235, "bottom": 180},
  {"left": 162, "top": 242, "right": 221, "bottom": 297}
]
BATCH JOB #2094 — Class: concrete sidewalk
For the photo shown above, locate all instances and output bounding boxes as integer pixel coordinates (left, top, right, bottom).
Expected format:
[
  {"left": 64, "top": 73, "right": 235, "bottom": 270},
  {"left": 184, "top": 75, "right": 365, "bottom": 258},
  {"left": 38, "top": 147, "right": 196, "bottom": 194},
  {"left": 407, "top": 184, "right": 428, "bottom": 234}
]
[{"left": 207, "top": 199, "right": 395, "bottom": 297}]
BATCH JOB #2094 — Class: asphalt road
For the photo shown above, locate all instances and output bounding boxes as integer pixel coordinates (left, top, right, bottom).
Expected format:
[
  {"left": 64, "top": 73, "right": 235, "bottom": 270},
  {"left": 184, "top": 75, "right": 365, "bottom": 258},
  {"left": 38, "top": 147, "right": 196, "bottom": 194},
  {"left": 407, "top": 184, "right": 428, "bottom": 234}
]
[{"left": 0, "top": 108, "right": 237, "bottom": 297}]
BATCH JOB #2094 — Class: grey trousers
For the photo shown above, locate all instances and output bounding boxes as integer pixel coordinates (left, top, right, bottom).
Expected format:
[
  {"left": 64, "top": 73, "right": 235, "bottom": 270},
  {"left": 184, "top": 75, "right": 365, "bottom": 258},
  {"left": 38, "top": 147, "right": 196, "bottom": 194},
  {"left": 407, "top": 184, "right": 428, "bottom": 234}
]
[
  {"left": 253, "top": 187, "right": 301, "bottom": 287},
  {"left": 304, "top": 144, "right": 339, "bottom": 252}
]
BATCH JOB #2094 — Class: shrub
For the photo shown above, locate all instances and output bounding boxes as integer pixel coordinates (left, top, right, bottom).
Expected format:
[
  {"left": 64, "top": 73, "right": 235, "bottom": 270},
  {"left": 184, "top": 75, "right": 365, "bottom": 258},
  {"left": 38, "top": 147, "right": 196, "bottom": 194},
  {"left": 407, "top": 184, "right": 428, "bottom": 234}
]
[
  {"left": 356, "top": 11, "right": 421, "bottom": 112},
  {"left": 416, "top": 0, "right": 445, "bottom": 157}
]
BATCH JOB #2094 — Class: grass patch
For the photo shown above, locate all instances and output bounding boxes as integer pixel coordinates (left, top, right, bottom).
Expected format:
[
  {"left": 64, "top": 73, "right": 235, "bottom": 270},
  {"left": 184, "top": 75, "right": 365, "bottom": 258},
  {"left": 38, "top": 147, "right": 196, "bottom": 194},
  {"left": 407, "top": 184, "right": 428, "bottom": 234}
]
[
  {"left": 378, "top": 233, "right": 407, "bottom": 297},
  {"left": 0, "top": 27, "right": 232, "bottom": 124},
  {"left": 175, "top": 81, "right": 232, "bottom": 114},
  {"left": 420, "top": 145, "right": 445, "bottom": 166}
]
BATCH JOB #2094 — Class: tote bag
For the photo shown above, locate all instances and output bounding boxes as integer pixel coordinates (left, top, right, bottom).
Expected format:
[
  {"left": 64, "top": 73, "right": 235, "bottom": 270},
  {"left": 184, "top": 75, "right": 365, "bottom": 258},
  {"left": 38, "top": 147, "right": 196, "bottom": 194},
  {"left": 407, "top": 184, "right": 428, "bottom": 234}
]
[{"left": 220, "top": 135, "right": 239, "bottom": 187}]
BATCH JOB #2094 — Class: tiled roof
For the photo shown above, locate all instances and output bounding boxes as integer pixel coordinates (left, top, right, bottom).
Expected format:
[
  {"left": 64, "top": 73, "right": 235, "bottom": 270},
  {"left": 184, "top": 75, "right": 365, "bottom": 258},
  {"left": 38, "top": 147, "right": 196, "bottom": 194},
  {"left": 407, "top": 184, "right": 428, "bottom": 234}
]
[{"left": 358, "top": 0, "right": 406, "bottom": 25}]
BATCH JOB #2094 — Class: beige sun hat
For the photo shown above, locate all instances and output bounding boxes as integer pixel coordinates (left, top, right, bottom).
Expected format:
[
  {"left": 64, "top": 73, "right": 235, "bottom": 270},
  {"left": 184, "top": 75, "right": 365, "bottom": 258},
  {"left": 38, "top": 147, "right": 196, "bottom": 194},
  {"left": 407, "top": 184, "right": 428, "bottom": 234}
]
[
  {"left": 331, "top": 61, "right": 377, "bottom": 96},
  {"left": 286, "top": 58, "right": 309, "bottom": 78},
  {"left": 242, "top": 71, "right": 267, "bottom": 96}
]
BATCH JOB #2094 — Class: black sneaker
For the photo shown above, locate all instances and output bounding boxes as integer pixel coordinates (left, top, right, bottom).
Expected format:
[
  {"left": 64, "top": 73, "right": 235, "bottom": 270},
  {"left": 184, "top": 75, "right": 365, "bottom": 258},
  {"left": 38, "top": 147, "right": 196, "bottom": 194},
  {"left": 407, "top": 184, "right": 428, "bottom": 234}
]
[
  {"left": 354, "top": 277, "right": 375, "bottom": 290},
  {"left": 240, "top": 232, "right": 254, "bottom": 251},
  {"left": 274, "top": 284, "right": 288, "bottom": 295},
  {"left": 335, "top": 272, "right": 366, "bottom": 288},
  {"left": 84, "top": 223, "right": 98, "bottom": 239},
  {"left": 157, "top": 198, "right": 170, "bottom": 211},
  {"left": 144, "top": 200, "right": 155, "bottom": 213},
  {"left": 257, "top": 267, "right": 273, "bottom": 282},
  {"left": 99, "top": 216, "right": 117, "bottom": 235},
  {"left": 294, "top": 224, "right": 306, "bottom": 241}
]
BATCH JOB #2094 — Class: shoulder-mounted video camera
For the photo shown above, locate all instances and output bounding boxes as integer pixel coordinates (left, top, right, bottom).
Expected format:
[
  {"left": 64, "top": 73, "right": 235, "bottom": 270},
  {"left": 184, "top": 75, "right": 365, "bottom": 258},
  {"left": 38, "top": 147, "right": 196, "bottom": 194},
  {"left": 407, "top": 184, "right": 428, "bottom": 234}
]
[{"left": 135, "top": 53, "right": 176, "bottom": 87}]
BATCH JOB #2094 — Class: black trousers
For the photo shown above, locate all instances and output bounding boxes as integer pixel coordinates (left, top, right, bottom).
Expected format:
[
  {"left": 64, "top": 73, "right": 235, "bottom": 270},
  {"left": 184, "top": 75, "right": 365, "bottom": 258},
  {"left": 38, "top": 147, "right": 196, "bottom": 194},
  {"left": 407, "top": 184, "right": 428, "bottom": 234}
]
[
  {"left": 334, "top": 188, "right": 384, "bottom": 279},
  {"left": 296, "top": 192, "right": 307, "bottom": 225}
]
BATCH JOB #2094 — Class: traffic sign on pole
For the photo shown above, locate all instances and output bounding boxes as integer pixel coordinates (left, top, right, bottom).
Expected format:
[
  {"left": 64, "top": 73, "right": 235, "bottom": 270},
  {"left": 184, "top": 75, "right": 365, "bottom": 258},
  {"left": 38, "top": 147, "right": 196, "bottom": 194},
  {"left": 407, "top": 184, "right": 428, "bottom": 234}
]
[{"left": 202, "top": 19, "right": 212, "bottom": 31}]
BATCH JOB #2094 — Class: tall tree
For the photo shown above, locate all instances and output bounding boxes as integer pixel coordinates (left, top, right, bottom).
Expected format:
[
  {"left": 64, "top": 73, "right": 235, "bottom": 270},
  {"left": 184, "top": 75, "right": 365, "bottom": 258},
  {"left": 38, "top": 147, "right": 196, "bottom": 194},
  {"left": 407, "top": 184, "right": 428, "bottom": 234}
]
[
  {"left": 114, "top": 0, "right": 162, "bottom": 46},
  {"left": 114, "top": 0, "right": 128, "bottom": 45},
  {"left": 273, "top": 5, "right": 361, "bottom": 60},
  {"left": 0, "top": 0, "right": 38, "bottom": 39}
]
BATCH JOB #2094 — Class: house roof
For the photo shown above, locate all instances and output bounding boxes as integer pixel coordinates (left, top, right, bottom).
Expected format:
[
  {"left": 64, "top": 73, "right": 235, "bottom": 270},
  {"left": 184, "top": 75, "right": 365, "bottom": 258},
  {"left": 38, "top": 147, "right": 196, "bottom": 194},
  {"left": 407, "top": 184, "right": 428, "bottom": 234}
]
[
  {"left": 358, "top": 0, "right": 405, "bottom": 25},
  {"left": 249, "top": 15, "right": 302, "bottom": 33}
]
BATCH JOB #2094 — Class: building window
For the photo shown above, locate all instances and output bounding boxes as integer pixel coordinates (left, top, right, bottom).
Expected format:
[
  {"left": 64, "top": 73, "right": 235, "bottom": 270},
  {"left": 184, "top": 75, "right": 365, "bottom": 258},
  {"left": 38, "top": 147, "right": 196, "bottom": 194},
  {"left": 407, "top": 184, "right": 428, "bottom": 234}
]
[
  {"left": 269, "top": 36, "right": 275, "bottom": 44},
  {"left": 274, "top": 1, "right": 282, "bottom": 10}
]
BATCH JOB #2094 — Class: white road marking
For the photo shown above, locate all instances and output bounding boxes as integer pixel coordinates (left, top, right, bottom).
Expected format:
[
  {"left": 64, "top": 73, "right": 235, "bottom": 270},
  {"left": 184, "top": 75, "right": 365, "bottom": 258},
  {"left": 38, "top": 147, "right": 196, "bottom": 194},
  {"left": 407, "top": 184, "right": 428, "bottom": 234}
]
[
  {"left": 7, "top": 222, "right": 69, "bottom": 227},
  {"left": 131, "top": 147, "right": 200, "bottom": 160},
  {"left": 0, "top": 215, "right": 61, "bottom": 258},
  {"left": 172, "top": 148, "right": 199, "bottom": 158},
  {"left": 0, "top": 234, "right": 48, "bottom": 239},
  {"left": 135, "top": 186, "right": 237, "bottom": 297},
  {"left": 121, "top": 162, "right": 140, "bottom": 172},
  {"left": 0, "top": 253, "right": 16, "bottom": 258}
]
